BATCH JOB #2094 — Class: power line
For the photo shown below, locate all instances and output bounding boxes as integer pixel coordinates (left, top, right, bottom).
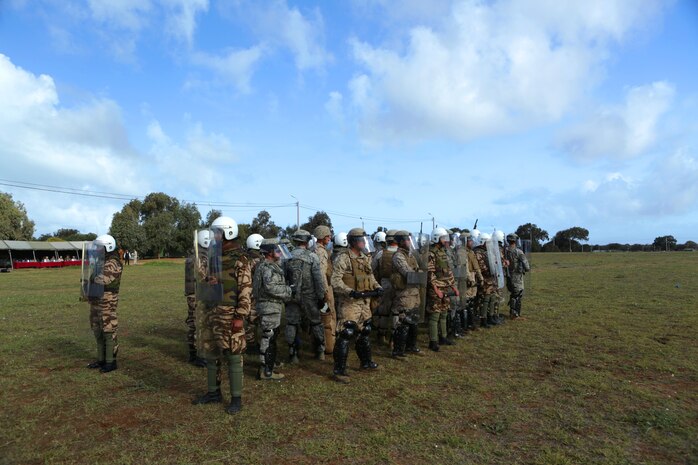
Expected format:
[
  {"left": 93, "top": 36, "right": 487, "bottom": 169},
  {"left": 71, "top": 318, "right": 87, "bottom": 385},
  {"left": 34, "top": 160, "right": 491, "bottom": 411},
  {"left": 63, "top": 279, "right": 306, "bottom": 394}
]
[{"left": 1, "top": 178, "right": 430, "bottom": 225}]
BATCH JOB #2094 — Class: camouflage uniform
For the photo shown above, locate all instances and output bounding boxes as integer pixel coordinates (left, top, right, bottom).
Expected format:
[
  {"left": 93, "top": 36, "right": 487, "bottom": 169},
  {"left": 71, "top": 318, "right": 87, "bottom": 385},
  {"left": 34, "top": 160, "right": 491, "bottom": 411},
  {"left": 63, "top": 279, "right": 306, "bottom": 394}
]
[
  {"left": 464, "top": 246, "right": 483, "bottom": 329},
  {"left": 505, "top": 244, "right": 530, "bottom": 317},
  {"left": 444, "top": 246, "right": 461, "bottom": 338},
  {"left": 194, "top": 239, "right": 252, "bottom": 412},
  {"left": 314, "top": 241, "right": 336, "bottom": 354},
  {"left": 185, "top": 252, "right": 208, "bottom": 365},
  {"left": 253, "top": 259, "right": 292, "bottom": 378},
  {"left": 390, "top": 244, "right": 423, "bottom": 355},
  {"left": 284, "top": 246, "right": 326, "bottom": 360},
  {"left": 473, "top": 245, "right": 497, "bottom": 327},
  {"left": 245, "top": 249, "right": 263, "bottom": 351},
  {"left": 88, "top": 253, "right": 123, "bottom": 369},
  {"left": 371, "top": 246, "right": 397, "bottom": 344},
  {"left": 331, "top": 245, "right": 382, "bottom": 378},
  {"left": 427, "top": 244, "right": 456, "bottom": 346}
]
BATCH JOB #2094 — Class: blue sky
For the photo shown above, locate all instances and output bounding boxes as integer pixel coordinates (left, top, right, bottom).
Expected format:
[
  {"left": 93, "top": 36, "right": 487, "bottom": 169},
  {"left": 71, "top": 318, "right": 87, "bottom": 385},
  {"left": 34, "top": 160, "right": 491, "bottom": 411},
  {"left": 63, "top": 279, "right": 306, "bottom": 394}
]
[{"left": 1, "top": 0, "right": 696, "bottom": 244}]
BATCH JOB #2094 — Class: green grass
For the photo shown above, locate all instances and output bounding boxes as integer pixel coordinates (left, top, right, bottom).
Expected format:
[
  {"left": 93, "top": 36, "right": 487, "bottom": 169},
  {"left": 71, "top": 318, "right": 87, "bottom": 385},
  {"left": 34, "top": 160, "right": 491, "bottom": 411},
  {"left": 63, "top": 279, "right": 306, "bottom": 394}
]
[{"left": 1, "top": 253, "right": 697, "bottom": 464}]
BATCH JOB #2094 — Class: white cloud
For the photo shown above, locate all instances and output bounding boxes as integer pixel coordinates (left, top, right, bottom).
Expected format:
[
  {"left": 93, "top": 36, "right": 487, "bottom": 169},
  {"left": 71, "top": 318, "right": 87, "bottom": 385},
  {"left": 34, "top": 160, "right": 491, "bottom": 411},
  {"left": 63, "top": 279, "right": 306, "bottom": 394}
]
[
  {"left": 347, "top": 0, "right": 666, "bottom": 144},
  {"left": 191, "top": 46, "right": 265, "bottom": 93},
  {"left": 325, "top": 91, "right": 344, "bottom": 122},
  {"left": 556, "top": 82, "right": 675, "bottom": 160},
  {"left": 160, "top": 0, "right": 209, "bottom": 47},
  {"left": 146, "top": 120, "right": 237, "bottom": 194},
  {"left": 87, "top": 0, "right": 153, "bottom": 32}
]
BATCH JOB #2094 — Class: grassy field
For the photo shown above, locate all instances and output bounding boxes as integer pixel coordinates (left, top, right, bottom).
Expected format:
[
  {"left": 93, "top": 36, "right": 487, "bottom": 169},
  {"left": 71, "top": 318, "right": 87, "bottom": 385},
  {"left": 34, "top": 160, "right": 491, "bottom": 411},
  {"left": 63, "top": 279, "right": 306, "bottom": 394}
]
[{"left": 0, "top": 252, "right": 697, "bottom": 465}]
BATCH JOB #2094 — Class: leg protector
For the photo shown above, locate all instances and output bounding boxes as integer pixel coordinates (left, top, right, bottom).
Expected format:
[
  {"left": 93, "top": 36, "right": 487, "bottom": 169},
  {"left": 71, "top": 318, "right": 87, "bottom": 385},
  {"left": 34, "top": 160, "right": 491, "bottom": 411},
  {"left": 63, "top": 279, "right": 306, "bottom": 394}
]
[
  {"left": 392, "top": 323, "right": 409, "bottom": 357},
  {"left": 332, "top": 322, "right": 356, "bottom": 376},
  {"left": 356, "top": 333, "right": 378, "bottom": 369},
  {"left": 264, "top": 330, "right": 278, "bottom": 377},
  {"left": 406, "top": 323, "right": 421, "bottom": 353}
]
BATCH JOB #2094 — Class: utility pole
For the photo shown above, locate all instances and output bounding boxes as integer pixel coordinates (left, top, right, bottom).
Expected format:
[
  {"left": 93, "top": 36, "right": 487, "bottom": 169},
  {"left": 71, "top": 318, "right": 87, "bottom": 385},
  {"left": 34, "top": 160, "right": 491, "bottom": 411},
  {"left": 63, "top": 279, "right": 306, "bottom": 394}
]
[
  {"left": 428, "top": 213, "right": 435, "bottom": 230},
  {"left": 290, "top": 194, "right": 299, "bottom": 230},
  {"left": 666, "top": 237, "right": 668, "bottom": 252},
  {"left": 360, "top": 217, "right": 364, "bottom": 230}
]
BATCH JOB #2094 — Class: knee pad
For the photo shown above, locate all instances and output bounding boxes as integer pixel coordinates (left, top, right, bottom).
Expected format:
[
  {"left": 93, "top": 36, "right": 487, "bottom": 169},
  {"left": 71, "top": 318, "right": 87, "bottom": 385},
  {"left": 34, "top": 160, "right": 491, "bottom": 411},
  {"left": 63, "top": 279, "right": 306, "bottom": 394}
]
[
  {"left": 338, "top": 320, "right": 358, "bottom": 339},
  {"left": 361, "top": 318, "right": 373, "bottom": 336}
]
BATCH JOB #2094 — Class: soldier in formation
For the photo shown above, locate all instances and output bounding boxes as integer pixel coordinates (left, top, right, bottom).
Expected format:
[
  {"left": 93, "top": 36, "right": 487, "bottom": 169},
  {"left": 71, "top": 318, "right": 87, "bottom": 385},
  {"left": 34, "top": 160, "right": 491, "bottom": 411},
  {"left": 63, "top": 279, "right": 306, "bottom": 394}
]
[
  {"left": 184, "top": 230, "right": 209, "bottom": 367},
  {"left": 505, "top": 233, "right": 531, "bottom": 318}
]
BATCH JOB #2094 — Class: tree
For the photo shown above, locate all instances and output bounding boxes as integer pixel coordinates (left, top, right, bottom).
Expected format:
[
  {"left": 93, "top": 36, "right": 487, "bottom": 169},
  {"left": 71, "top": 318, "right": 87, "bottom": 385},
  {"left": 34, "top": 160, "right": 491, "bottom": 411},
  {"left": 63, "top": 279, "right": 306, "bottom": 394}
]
[
  {"left": 514, "top": 223, "right": 549, "bottom": 252},
  {"left": 171, "top": 202, "right": 202, "bottom": 255},
  {"left": 249, "top": 210, "right": 281, "bottom": 238},
  {"left": 653, "top": 235, "right": 677, "bottom": 251},
  {"left": 38, "top": 228, "right": 97, "bottom": 241},
  {"left": 109, "top": 200, "right": 146, "bottom": 252},
  {"left": 300, "top": 211, "right": 333, "bottom": 234},
  {"left": 0, "top": 192, "right": 35, "bottom": 240},
  {"left": 553, "top": 227, "right": 589, "bottom": 252},
  {"left": 202, "top": 209, "right": 222, "bottom": 228},
  {"left": 682, "top": 240, "right": 697, "bottom": 250}
]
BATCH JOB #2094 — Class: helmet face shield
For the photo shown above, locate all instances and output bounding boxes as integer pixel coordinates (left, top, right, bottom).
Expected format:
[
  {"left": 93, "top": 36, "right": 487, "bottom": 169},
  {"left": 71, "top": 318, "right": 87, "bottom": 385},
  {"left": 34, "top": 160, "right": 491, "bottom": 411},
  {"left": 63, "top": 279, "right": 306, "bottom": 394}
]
[{"left": 361, "top": 235, "right": 375, "bottom": 254}]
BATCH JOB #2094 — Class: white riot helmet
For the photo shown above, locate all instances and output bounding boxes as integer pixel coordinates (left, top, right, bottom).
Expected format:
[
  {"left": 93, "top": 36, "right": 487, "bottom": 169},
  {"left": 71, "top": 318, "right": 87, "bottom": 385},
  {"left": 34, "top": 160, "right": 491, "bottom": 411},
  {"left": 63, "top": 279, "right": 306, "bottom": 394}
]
[
  {"left": 431, "top": 227, "right": 449, "bottom": 245},
  {"left": 246, "top": 233, "right": 264, "bottom": 250},
  {"left": 480, "top": 232, "right": 492, "bottom": 242},
  {"left": 494, "top": 230, "right": 505, "bottom": 243},
  {"left": 334, "top": 232, "right": 348, "bottom": 247},
  {"left": 308, "top": 235, "right": 317, "bottom": 250},
  {"left": 211, "top": 216, "right": 239, "bottom": 240},
  {"left": 197, "top": 230, "right": 211, "bottom": 249},
  {"left": 94, "top": 234, "right": 116, "bottom": 253},
  {"left": 471, "top": 229, "right": 481, "bottom": 240},
  {"left": 374, "top": 231, "right": 386, "bottom": 244}
]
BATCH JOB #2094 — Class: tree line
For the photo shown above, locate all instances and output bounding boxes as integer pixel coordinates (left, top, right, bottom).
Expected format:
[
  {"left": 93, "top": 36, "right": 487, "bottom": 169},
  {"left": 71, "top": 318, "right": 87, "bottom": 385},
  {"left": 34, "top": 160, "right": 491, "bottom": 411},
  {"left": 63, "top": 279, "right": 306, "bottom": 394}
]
[{"left": 1, "top": 191, "right": 695, "bottom": 255}]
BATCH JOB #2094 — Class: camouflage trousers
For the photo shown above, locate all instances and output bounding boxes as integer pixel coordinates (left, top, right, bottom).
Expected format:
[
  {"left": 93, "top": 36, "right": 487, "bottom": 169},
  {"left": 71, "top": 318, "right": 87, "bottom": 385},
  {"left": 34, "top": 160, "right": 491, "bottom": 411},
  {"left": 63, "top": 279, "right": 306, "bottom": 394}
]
[
  {"left": 199, "top": 304, "right": 246, "bottom": 356},
  {"left": 321, "top": 290, "right": 336, "bottom": 354},
  {"left": 258, "top": 312, "right": 281, "bottom": 355},
  {"left": 337, "top": 297, "right": 372, "bottom": 330},
  {"left": 475, "top": 291, "right": 496, "bottom": 319},
  {"left": 185, "top": 295, "right": 197, "bottom": 346},
  {"left": 89, "top": 292, "right": 119, "bottom": 357},
  {"left": 285, "top": 301, "right": 325, "bottom": 347},
  {"left": 426, "top": 289, "right": 451, "bottom": 314},
  {"left": 245, "top": 305, "right": 258, "bottom": 347}
]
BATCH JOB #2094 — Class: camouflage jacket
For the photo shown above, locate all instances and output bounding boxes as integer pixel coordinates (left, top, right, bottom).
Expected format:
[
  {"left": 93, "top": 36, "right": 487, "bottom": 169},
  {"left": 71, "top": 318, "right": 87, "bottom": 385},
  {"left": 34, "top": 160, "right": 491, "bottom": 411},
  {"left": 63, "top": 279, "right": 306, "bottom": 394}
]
[
  {"left": 505, "top": 246, "right": 530, "bottom": 276},
  {"left": 313, "top": 243, "right": 333, "bottom": 292},
  {"left": 331, "top": 249, "right": 380, "bottom": 297},
  {"left": 473, "top": 245, "right": 496, "bottom": 293},
  {"left": 253, "top": 260, "right": 291, "bottom": 315},
  {"left": 287, "top": 247, "right": 326, "bottom": 300},
  {"left": 93, "top": 254, "right": 122, "bottom": 294},
  {"left": 428, "top": 244, "right": 455, "bottom": 290}
]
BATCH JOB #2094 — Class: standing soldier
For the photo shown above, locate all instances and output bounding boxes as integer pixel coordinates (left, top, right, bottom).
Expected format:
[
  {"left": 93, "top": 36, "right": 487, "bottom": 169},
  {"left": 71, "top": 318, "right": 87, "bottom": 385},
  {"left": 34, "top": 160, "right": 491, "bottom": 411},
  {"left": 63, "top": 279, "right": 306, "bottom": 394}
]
[
  {"left": 253, "top": 239, "right": 292, "bottom": 380},
  {"left": 313, "top": 225, "right": 336, "bottom": 358},
  {"left": 427, "top": 228, "right": 459, "bottom": 351},
  {"left": 331, "top": 228, "right": 383, "bottom": 382},
  {"left": 284, "top": 229, "right": 326, "bottom": 363},
  {"left": 473, "top": 232, "right": 497, "bottom": 328},
  {"left": 390, "top": 231, "right": 424, "bottom": 357},
  {"left": 184, "top": 230, "right": 210, "bottom": 367},
  {"left": 371, "top": 229, "right": 398, "bottom": 347},
  {"left": 505, "top": 233, "right": 531, "bottom": 318},
  {"left": 245, "top": 234, "right": 265, "bottom": 354},
  {"left": 192, "top": 216, "right": 252, "bottom": 415},
  {"left": 332, "top": 232, "right": 348, "bottom": 261},
  {"left": 452, "top": 232, "right": 471, "bottom": 337},
  {"left": 84, "top": 234, "right": 123, "bottom": 373},
  {"left": 463, "top": 231, "right": 484, "bottom": 330}
]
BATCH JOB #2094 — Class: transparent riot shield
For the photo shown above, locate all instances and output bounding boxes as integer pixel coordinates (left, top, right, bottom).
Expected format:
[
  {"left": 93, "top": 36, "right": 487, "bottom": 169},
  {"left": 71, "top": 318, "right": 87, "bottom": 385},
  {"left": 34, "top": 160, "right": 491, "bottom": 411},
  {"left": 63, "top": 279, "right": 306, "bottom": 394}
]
[
  {"left": 81, "top": 241, "right": 105, "bottom": 300},
  {"left": 278, "top": 243, "right": 292, "bottom": 261},
  {"left": 486, "top": 238, "right": 505, "bottom": 289},
  {"left": 202, "top": 228, "right": 225, "bottom": 304}
]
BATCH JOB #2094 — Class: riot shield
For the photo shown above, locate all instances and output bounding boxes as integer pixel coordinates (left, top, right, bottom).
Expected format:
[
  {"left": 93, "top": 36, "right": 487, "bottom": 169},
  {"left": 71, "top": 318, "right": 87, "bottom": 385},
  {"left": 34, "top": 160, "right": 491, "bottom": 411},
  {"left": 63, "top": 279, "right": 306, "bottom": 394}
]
[
  {"left": 81, "top": 241, "right": 105, "bottom": 300},
  {"left": 202, "top": 228, "right": 225, "bottom": 304},
  {"left": 411, "top": 232, "right": 430, "bottom": 322},
  {"left": 486, "top": 238, "right": 505, "bottom": 289}
]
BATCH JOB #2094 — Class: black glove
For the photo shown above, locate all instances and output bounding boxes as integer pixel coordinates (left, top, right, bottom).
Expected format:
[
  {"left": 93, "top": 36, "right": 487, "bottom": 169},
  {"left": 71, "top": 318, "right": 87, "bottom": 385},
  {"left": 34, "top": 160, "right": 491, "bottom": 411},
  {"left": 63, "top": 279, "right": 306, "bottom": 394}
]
[
  {"left": 374, "top": 287, "right": 384, "bottom": 297},
  {"left": 349, "top": 290, "right": 363, "bottom": 299}
]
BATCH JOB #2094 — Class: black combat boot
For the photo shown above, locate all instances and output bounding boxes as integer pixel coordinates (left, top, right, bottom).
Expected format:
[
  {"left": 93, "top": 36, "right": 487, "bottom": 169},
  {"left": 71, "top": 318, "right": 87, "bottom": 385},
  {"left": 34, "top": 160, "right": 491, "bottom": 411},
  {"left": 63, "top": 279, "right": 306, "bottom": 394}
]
[
  {"left": 188, "top": 345, "right": 207, "bottom": 367},
  {"left": 428, "top": 341, "right": 440, "bottom": 352},
  {"left": 100, "top": 360, "right": 117, "bottom": 373},
  {"left": 226, "top": 397, "right": 242, "bottom": 414},
  {"left": 439, "top": 336, "right": 454, "bottom": 346},
  {"left": 192, "top": 389, "right": 222, "bottom": 404},
  {"left": 87, "top": 360, "right": 105, "bottom": 369},
  {"left": 333, "top": 335, "right": 351, "bottom": 383},
  {"left": 481, "top": 317, "right": 490, "bottom": 328}
]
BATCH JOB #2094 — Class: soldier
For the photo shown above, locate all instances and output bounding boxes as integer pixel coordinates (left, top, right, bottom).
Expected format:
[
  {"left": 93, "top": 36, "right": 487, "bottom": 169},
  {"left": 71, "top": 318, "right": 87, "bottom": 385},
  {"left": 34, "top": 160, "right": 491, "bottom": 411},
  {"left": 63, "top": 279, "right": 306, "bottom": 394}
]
[
  {"left": 444, "top": 230, "right": 462, "bottom": 340},
  {"left": 426, "top": 227, "right": 459, "bottom": 351},
  {"left": 371, "top": 229, "right": 398, "bottom": 346},
  {"left": 463, "top": 231, "right": 484, "bottom": 330},
  {"left": 192, "top": 216, "right": 251, "bottom": 415},
  {"left": 331, "top": 228, "right": 383, "bottom": 382},
  {"left": 390, "top": 231, "right": 424, "bottom": 357},
  {"left": 490, "top": 230, "right": 508, "bottom": 325},
  {"left": 84, "top": 234, "right": 123, "bottom": 373},
  {"left": 245, "top": 234, "right": 264, "bottom": 354},
  {"left": 184, "top": 230, "right": 210, "bottom": 367},
  {"left": 505, "top": 233, "right": 531, "bottom": 318},
  {"left": 313, "top": 225, "right": 336, "bottom": 357},
  {"left": 253, "top": 240, "right": 292, "bottom": 380},
  {"left": 284, "top": 229, "right": 327, "bottom": 363},
  {"left": 452, "top": 232, "right": 471, "bottom": 337},
  {"left": 473, "top": 232, "right": 497, "bottom": 328}
]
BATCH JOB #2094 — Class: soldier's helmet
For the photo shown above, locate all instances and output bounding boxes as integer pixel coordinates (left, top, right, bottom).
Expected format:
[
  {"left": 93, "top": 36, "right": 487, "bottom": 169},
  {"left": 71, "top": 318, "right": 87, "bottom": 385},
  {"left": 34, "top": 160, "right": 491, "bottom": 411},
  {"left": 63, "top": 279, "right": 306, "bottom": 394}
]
[
  {"left": 506, "top": 233, "right": 519, "bottom": 243},
  {"left": 197, "top": 230, "right": 211, "bottom": 249},
  {"left": 334, "top": 232, "right": 348, "bottom": 247},
  {"left": 347, "top": 228, "right": 367, "bottom": 247},
  {"left": 394, "top": 230, "right": 410, "bottom": 243},
  {"left": 385, "top": 229, "right": 399, "bottom": 243},
  {"left": 374, "top": 231, "right": 387, "bottom": 244},
  {"left": 431, "top": 227, "right": 449, "bottom": 245},
  {"left": 494, "top": 230, "right": 505, "bottom": 243},
  {"left": 260, "top": 238, "right": 280, "bottom": 255},
  {"left": 246, "top": 233, "right": 264, "bottom": 250},
  {"left": 313, "top": 225, "right": 331, "bottom": 240},
  {"left": 480, "top": 232, "right": 492, "bottom": 242},
  {"left": 211, "top": 216, "right": 239, "bottom": 240},
  {"left": 95, "top": 234, "right": 116, "bottom": 253},
  {"left": 461, "top": 229, "right": 471, "bottom": 238},
  {"left": 291, "top": 229, "right": 312, "bottom": 244}
]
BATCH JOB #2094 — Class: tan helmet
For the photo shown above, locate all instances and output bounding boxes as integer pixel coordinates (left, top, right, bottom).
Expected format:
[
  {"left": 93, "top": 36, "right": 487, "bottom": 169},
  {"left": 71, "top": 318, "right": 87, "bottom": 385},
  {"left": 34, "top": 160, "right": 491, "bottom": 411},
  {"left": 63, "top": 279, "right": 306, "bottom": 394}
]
[
  {"left": 313, "top": 225, "right": 332, "bottom": 240},
  {"left": 291, "top": 229, "right": 312, "bottom": 244},
  {"left": 347, "top": 227, "right": 366, "bottom": 238}
]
